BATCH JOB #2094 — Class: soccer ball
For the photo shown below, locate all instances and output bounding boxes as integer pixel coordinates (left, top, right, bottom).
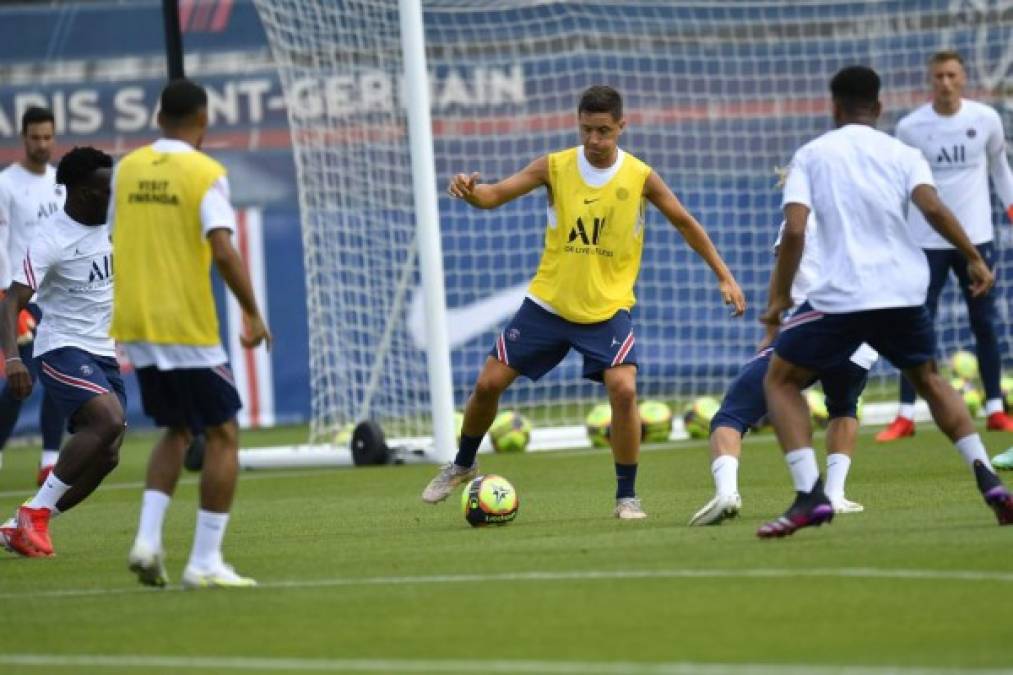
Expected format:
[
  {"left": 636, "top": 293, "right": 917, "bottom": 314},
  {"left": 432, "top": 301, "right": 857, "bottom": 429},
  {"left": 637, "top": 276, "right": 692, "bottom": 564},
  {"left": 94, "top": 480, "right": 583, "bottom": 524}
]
[
  {"left": 461, "top": 474, "right": 519, "bottom": 527},
  {"left": 488, "top": 410, "right": 531, "bottom": 453},
  {"left": 805, "top": 389, "right": 830, "bottom": 428},
  {"left": 951, "top": 377, "right": 983, "bottom": 418},
  {"left": 585, "top": 403, "right": 612, "bottom": 447},
  {"left": 682, "top": 396, "right": 720, "bottom": 439},
  {"left": 1002, "top": 376, "right": 1013, "bottom": 413},
  {"left": 334, "top": 422, "right": 355, "bottom": 447},
  {"left": 639, "top": 400, "right": 672, "bottom": 443},
  {"left": 950, "top": 350, "right": 979, "bottom": 380}
]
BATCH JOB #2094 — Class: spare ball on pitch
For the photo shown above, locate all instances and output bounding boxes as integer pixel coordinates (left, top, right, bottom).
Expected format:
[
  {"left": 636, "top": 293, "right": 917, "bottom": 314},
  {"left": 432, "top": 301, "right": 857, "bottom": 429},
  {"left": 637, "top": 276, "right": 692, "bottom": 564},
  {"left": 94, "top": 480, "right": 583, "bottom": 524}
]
[
  {"left": 683, "top": 396, "right": 720, "bottom": 439},
  {"left": 951, "top": 377, "right": 983, "bottom": 418},
  {"left": 461, "top": 474, "right": 519, "bottom": 527},
  {"left": 1001, "top": 375, "right": 1013, "bottom": 413},
  {"left": 950, "top": 350, "right": 979, "bottom": 380},
  {"left": 805, "top": 389, "right": 830, "bottom": 429},
  {"left": 585, "top": 403, "right": 612, "bottom": 448},
  {"left": 639, "top": 399, "right": 673, "bottom": 442},
  {"left": 488, "top": 410, "right": 531, "bottom": 453}
]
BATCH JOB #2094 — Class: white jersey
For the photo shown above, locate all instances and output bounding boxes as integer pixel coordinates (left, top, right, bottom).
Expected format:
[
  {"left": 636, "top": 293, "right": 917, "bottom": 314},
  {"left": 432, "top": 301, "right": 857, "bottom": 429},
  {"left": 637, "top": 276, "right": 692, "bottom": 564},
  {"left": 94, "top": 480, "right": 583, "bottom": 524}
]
[
  {"left": 14, "top": 210, "right": 115, "bottom": 358},
  {"left": 773, "top": 216, "right": 879, "bottom": 370},
  {"left": 782, "top": 123, "right": 935, "bottom": 313},
  {"left": 0, "top": 163, "right": 63, "bottom": 289},
  {"left": 896, "top": 99, "right": 1013, "bottom": 249},
  {"left": 109, "top": 138, "right": 237, "bottom": 370}
]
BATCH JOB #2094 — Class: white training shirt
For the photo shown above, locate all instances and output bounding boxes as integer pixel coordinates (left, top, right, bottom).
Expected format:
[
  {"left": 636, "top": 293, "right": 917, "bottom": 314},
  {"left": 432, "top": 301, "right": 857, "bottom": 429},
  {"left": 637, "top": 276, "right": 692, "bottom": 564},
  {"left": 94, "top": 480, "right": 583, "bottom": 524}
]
[
  {"left": 896, "top": 99, "right": 1013, "bottom": 249},
  {"left": 108, "top": 138, "right": 237, "bottom": 370},
  {"left": 0, "top": 163, "right": 63, "bottom": 289},
  {"left": 782, "top": 123, "right": 936, "bottom": 313},
  {"left": 14, "top": 210, "right": 115, "bottom": 358},
  {"left": 773, "top": 216, "right": 879, "bottom": 371}
]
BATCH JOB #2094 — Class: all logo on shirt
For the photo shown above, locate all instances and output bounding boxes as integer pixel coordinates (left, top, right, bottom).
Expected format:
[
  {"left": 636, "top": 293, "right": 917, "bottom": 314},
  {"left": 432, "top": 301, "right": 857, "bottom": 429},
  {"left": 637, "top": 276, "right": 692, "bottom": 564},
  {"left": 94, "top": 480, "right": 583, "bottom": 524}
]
[
  {"left": 88, "top": 254, "right": 113, "bottom": 282},
  {"left": 936, "top": 144, "right": 966, "bottom": 164},
  {"left": 36, "top": 201, "right": 59, "bottom": 220}
]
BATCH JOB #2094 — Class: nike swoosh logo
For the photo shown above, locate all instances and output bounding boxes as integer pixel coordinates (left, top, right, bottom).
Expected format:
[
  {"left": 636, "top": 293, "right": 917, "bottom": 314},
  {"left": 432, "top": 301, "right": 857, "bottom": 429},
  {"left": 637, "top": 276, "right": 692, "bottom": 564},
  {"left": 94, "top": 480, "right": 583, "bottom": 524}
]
[
  {"left": 409, "top": 282, "right": 528, "bottom": 349},
  {"left": 583, "top": 198, "right": 599, "bottom": 204}
]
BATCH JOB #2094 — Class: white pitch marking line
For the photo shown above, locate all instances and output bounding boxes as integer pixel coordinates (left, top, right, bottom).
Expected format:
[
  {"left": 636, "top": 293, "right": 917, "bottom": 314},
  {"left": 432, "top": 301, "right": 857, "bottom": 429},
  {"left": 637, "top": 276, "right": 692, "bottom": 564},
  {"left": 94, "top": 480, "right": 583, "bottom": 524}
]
[
  {"left": 0, "top": 654, "right": 1008, "bottom": 674},
  {"left": 0, "top": 468, "right": 335, "bottom": 500},
  {"left": 1, "top": 566, "right": 1012, "bottom": 601}
]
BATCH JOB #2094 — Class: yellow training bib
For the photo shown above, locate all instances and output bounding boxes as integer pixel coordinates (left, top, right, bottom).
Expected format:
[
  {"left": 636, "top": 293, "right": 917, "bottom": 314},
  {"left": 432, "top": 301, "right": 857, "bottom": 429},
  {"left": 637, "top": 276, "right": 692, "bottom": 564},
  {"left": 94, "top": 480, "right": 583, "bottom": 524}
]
[
  {"left": 110, "top": 144, "right": 226, "bottom": 345},
  {"left": 528, "top": 147, "right": 651, "bottom": 323}
]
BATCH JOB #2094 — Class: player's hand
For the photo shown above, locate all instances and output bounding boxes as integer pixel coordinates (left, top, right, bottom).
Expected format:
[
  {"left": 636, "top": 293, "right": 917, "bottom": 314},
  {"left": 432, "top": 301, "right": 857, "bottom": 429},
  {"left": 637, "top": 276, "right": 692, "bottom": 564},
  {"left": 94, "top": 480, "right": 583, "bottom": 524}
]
[
  {"left": 447, "top": 172, "right": 480, "bottom": 199},
  {"left": 966, "top": 258, "right": 994, "bottom": 297},
  {"left": 759, "top": 295, "right": 792, "bottom": 329},
  {"left": 5, "top": 358, "right": 31, "bottom": 400},
  {"left": 756, "top": 322, "right": 779, "bottom": 351},
  {"left": 241, "top": 312, "right": 272, "bottom": 350},
  {"left": 719, "top": 278, "right": 746, "bottom": 316}
]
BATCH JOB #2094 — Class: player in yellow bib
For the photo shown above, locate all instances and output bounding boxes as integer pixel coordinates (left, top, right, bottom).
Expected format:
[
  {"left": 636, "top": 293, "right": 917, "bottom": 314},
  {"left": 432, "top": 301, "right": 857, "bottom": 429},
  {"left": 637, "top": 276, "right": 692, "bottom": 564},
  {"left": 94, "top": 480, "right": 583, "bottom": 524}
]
[{"left": 422, "top": 86, "right": 746, "bottom": 518}]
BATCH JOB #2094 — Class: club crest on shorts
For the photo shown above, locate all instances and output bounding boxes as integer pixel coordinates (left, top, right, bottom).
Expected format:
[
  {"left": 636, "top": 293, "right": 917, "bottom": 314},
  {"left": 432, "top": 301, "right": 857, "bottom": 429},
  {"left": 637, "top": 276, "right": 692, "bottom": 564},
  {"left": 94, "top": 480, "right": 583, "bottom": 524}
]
[
  {"left": 80, "top": 364, "right": 94, "bottom": 376},
  {"left": 507, "top": 328, "right": 520, "bottom": 341}
]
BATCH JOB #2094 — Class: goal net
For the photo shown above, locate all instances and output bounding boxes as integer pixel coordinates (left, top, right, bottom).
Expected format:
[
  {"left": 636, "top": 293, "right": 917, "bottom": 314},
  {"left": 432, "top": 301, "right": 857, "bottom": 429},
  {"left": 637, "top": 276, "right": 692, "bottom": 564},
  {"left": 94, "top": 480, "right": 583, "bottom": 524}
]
[{"left": 252, "top": 0, "right": 1013, "bottom": 447}]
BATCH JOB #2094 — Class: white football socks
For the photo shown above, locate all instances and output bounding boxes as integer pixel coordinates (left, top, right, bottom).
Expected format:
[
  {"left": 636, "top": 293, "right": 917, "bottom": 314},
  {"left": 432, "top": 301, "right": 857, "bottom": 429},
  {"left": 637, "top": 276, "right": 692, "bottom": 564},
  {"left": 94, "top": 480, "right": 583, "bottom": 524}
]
[
  {"left": 136, "top": 490, "right": 171, "bottom": 552},
  {"left": 784, "top": 448, "right": 819, "bottom": 492},
  {"left": 40, "top": 449, "right": 60, "bottom": 468},
  {"left": 187, "top": 509, "right": 229, "bottom": 571},
  {"left": 26, "top": 471, "right": 71, "bottom": 511},
  {"left": 711, "top": 455, "right": 739, "bottom": 497},
  {"left": 824, "top": 453, "right": 851, "bottom": 500},
  {"left": 955, "top": 434, "right": 992, "bottom": 473},
  {"left": 898, "top": 404, "right": 916, "bottom": 421},
  {"left": 985, "top": 399, "right": 1004, "bottom": 416}
]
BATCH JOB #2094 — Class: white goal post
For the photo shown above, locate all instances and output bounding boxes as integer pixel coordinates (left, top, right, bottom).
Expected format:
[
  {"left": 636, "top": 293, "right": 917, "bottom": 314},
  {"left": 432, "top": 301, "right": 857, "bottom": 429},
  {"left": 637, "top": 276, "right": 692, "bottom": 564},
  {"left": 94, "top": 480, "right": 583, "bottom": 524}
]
[{"left": 246, "top": 0, "right": 1013, "bottom": 466}]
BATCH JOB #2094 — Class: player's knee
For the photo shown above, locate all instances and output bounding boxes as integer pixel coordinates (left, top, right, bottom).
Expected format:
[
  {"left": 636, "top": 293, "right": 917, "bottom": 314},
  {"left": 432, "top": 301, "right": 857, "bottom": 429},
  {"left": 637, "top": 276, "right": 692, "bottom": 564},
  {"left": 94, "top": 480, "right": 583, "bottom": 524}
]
[
  {"left": 473, "top": 374, "right": 507, "bottom": 401},
  {"left": 94, "top": 411, "right": 126, "bottom": 447},
  {"left": 606, "top": 379, "right": 637, "bottom": 409}
]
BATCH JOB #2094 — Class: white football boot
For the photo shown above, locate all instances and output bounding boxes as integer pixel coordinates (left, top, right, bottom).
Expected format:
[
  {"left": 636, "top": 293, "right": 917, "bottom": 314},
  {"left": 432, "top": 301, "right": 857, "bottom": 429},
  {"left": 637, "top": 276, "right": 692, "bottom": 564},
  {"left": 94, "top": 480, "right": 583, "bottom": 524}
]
[
  {"left": 182, "top": 561, "right": 257, "bottom": 589},
  {"left": 421, "top": 462, "right": 478, "bottom": 503},
  {"left": 830, "top": 496, "right": 864, "bottom": 514},
  {"left": 128, "top": 541, "right": 170, "bottom": 588},
  {"left": 688, "top": 493, "right": 742, "bottom": 526},
  {"left": 614, "top": 497, "right": 648, "bottom": 520}
]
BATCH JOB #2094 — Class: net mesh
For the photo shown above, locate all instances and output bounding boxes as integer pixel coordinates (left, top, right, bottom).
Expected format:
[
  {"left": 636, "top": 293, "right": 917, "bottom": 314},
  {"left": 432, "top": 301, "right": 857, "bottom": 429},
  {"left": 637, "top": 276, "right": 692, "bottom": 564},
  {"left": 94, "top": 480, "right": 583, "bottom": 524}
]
[{"left": 252, "top": 0, "right": 1013, "bottom": 443}]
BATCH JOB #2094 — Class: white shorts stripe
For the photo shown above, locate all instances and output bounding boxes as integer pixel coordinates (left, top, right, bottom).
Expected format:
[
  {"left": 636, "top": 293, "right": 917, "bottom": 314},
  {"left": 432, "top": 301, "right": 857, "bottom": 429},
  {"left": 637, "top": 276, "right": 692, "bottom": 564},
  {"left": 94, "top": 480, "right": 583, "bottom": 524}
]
[
  {"left": 496, "top": 333, "right": 509, "bottom": 366},
  {"left": 40, "top": 361, "right": 107, "bottom": 395},
  {"left": 611, "top": 332, "right": 635, "bottom": 367}
]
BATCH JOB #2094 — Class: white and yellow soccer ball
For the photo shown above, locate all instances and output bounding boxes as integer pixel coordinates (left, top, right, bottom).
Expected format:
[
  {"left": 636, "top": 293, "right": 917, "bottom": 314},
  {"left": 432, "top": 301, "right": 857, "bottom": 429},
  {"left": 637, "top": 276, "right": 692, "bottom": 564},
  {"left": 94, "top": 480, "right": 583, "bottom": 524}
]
[
  {"left": 950, "top": 350, "right": 979, "bottom": 380},
  {"left": 682, "top": 396, "right": 720, "bottom": 439},
  {"left": 585, "top": 403, "right": 612, "bottom": 448},
  {"left": 805, "top": 389, "right": 830, "bottom": 429},
  {"left": 638, "top": 400, "right": 673, "bottom": 443},
  {"left": 461, "top": 474, "right": 519, "bottom": 527},
  {"left": 488, "top": 410, "right": 531, "bottom": 453}
]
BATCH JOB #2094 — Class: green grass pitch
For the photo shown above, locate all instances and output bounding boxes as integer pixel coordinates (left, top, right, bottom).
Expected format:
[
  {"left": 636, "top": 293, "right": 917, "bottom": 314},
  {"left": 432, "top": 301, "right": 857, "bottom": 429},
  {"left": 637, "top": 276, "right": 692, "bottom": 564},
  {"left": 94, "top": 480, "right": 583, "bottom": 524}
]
[{"left": 0, "top": 424, "right": 1011, "bottom": 674}]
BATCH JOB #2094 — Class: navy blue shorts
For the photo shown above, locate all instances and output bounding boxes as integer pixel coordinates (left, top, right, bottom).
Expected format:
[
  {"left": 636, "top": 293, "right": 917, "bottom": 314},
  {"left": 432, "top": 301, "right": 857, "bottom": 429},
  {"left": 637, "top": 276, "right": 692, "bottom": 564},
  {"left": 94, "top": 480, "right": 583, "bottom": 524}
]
[
  {"left": 775, "top": 302, "right": 935, "bottom": 373},
  {"left": 136, "top": 364, "right": 242, "bottom": 433},
  {"left": 711, "top": 346, "right": 869, "bottom": 436},
  {"left": 489, "top": 299, "right": 638, "bottom": 382},
  {"left": 37, "top": 347, "right": 126, "bottom": 432}
]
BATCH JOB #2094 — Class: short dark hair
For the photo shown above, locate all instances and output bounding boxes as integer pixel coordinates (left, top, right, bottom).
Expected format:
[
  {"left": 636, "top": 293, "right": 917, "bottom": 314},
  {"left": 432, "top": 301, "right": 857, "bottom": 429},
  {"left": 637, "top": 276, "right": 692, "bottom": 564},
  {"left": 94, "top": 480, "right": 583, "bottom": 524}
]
[
  {"left": 929, "top": 50, "right": 964, "bottom": 68},
  {"left": 21, "top": 106, "right": 55, "bottom": 134},
  {"left": 56, "top": 146, "right": 113, "bottom": 190},
  {"left": 578, "top": 85, "right": 623, "bottom": 120},
  {"left": 830, "top": 65, "right": 880, "bottom": 113},
  {"left": 159, "top": 78, "right": 208, "bottom": 122}
]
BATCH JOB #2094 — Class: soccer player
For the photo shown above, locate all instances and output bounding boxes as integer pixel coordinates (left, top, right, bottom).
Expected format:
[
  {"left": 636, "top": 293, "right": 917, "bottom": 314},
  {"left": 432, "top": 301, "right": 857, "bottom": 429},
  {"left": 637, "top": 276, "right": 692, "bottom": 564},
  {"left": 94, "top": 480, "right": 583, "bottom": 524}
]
[
  {"left": 689, "top": 214, "right": 873, "bottom": 526},
  {"left": 757, "top": 66, "right": 1013, "bottom": 538},
  {"left": 113, "top": 79, "right": 271, "bottom": 588},
  {"left": 0, "top": 107, "right": 67, "bottom": 483},
  {"left": 421, "top": 85, "right": 746, "bottom": 519},
  {"left": 877, "top": 50, "right": 1013, "bottom": 441},
  {"left": 0, "top": 147, "right": 125, "bottom": 558}
]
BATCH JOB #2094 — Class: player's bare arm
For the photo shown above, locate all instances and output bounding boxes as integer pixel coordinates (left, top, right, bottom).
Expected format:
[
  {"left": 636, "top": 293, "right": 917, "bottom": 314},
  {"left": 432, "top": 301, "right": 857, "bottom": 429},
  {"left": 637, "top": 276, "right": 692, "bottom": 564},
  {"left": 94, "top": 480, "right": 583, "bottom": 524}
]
[
  {"left": 760, "top": 202, "right": 807, "bottom": 327},
  {"left": 644, "top": 171, "right": 746, "bottom": 316},
  {"left": 0, "top": 282, "right": 35, "bottom": 399},
  {"left": 910, "top": 184, "right": 993, "bottom": 296},
  {"left": 208, "top": 228, "right": 273, "bottom": 349},
  {"left": 447, "top": 156, "right": 548, "bottom": 209}
]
